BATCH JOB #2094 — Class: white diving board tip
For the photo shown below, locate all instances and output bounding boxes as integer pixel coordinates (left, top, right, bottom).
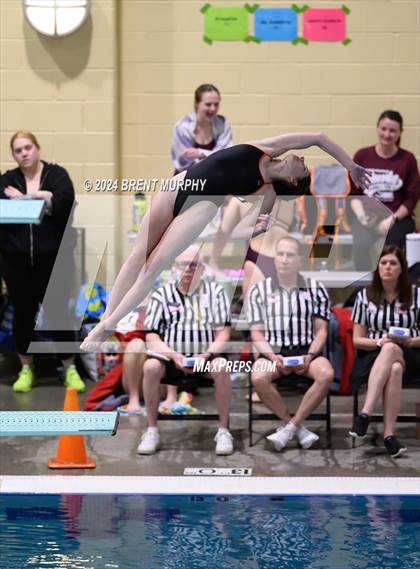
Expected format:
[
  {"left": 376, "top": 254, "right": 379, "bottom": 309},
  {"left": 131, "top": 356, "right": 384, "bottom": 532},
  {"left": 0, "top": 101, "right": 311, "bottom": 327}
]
[
  {"left": 0, "top": 199, "right": 46, "bottom": 224},
  {"left": 0, "top": 411, "right": 119, "bottom": 437}
]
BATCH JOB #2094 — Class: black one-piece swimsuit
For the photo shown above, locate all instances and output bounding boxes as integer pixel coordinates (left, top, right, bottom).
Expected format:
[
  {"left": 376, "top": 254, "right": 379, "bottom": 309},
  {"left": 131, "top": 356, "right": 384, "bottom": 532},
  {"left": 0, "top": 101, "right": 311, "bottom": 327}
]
[{"left": 173, "top": 144, "right": 268, "bottom": 217}]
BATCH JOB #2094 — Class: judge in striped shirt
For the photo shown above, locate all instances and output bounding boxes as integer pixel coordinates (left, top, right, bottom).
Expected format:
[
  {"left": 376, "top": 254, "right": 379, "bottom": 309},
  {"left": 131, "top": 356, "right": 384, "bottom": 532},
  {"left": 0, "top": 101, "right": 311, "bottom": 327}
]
[
  {"left": 137, "top": 245, "right": 233, "bottom": 456},
  {"left": 349, "top": 245, "right": 420, "bottom": 458},
  {"left": 247, "top": 236, "right": 334, "bottom": 451}
]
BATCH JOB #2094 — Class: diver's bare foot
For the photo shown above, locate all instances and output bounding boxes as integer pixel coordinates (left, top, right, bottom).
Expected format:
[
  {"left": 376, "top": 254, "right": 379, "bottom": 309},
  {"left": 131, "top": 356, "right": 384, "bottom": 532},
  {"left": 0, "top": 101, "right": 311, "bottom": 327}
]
[{"left": 80, "top": 323, "right": 112, "bottom": 352}]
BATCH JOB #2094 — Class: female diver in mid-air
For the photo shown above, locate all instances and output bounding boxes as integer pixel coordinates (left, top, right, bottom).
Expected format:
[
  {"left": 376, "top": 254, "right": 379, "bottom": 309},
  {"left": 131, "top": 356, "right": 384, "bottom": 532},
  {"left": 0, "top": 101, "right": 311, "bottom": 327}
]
[{"left": 81, "top": 132, "right": 371, "bottom": 350}]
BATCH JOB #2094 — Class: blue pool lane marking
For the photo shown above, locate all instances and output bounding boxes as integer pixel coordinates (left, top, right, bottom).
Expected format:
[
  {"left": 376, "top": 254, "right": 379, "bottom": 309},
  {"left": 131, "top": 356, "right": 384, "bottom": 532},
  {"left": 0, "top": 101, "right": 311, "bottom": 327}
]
[{"left": 0, "top": 411, "right": 119, "bottom": 436}]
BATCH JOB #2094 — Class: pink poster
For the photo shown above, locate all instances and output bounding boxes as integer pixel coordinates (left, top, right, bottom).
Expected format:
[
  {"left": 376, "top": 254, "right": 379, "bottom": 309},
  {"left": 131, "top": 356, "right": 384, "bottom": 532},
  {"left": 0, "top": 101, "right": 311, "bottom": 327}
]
[{"left": 303, "top": 8, "right": 346, "bottom": 42}]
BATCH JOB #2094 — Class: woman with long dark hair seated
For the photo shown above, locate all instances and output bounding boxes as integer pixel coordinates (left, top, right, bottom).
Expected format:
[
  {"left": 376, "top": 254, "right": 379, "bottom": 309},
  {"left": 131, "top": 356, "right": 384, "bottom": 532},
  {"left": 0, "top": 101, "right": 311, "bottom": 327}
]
[
  {"left": 349, "top": 245, "right": 420, "bottom": 457},
  {"left": 349, "top": 110, "right": 420, "bottom": 270}
]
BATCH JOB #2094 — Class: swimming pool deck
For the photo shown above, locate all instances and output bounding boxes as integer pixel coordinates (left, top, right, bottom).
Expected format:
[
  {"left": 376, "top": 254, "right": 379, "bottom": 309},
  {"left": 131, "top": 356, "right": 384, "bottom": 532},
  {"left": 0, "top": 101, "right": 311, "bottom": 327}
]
[{"left": 0, "top": 356, "right": 419, "bottom": 479}]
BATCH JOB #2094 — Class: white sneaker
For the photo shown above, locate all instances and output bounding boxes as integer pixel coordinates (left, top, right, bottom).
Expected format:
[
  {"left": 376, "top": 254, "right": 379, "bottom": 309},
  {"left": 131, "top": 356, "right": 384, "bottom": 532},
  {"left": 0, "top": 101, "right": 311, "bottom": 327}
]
[
  {"left": 137, "top": 428, "right": 160, "bottom": 455},
  {"left": 267, "top": 425, "right": 295, "bottom": 451},
  {"left": 296, "top": 425, "right": 319, "bottom": 449},
  {"left": 214, "top": 428, "right": 234, "bottom": 455}
]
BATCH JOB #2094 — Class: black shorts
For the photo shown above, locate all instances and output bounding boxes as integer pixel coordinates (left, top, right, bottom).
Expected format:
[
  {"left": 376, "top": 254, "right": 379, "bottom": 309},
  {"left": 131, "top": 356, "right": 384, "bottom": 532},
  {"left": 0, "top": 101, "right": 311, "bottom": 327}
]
[
  {"left": 160, "top": 360, "right": 213, "bottom": 388},
  {"left": 350, "top": 346, "right": 420, "bottom": 392},
  {"left": 279, "top": 347, "right": 321, "bottom": 359}
]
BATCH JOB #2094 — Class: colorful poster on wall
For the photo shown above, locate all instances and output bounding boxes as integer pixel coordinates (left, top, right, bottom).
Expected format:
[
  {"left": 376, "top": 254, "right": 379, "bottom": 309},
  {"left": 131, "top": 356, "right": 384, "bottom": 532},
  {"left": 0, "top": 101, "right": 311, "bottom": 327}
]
[
  {"left": 302, "top": 7, "right": 350, "bottom": 43},
  {"left": 254, "top": 8, "right": 298, "bottom": 42},
  {"left": 201, "top": 4, "right": 258, "bottom": 44}
]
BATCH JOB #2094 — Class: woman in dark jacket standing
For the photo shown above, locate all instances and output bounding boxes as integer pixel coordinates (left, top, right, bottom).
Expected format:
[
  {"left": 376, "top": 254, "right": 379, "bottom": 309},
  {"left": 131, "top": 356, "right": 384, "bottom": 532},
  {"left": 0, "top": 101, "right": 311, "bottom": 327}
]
[{"left": 0, "top": 131, "right": 85, "bottom": 392}]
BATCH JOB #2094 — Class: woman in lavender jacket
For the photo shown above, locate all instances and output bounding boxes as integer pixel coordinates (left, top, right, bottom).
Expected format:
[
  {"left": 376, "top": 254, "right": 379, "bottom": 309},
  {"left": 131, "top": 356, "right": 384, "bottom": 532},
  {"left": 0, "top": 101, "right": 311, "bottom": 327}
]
[{"left": 171, "top": 84, "right": 232, "bottom": 174}]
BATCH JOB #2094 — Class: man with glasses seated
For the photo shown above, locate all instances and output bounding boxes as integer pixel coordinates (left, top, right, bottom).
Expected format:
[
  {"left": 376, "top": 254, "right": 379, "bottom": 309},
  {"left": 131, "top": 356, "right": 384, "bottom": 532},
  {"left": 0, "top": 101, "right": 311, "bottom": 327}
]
[
  {"left": 137, "top": 245, "right": 233, "bottom": 455},
  {"left": 247, "top": 237, "right": 334, "bottom": 451}
]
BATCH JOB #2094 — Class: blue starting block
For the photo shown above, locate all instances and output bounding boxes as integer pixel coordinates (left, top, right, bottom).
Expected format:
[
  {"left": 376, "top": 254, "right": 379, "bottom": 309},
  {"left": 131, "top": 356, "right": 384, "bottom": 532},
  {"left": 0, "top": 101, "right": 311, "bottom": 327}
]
[
  {"left": 0, "top": 411, "right": 119, "bottom": 436},
  {"left": 0, "top": 199, "right": 46, "bottom": 224}
]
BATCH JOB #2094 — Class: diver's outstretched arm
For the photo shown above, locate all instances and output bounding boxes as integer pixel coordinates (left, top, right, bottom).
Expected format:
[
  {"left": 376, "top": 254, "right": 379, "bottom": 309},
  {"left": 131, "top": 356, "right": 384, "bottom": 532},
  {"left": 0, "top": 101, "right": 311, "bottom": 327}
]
[{"left": 252, "top": 132, "right": 350, "bottom": 161}]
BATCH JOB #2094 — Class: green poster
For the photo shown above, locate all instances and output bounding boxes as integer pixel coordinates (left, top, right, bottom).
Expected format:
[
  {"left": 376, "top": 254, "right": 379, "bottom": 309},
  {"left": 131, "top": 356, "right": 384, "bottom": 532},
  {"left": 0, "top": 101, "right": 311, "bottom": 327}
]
[{"left": 202, "top": 4, "right": 258, "bottom": 44}]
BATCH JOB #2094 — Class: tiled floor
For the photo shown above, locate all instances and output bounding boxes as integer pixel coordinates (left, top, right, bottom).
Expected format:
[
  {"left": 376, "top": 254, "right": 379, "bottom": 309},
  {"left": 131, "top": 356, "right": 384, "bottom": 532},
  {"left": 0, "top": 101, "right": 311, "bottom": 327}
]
[{"left": 1, "top": 354, "right": 419, "bottom": 478}]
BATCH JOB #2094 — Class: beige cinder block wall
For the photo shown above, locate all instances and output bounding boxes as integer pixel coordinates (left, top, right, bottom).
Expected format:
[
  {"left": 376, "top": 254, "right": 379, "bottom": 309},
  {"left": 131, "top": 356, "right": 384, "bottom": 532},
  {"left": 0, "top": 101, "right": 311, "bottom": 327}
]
[
  {"left": 120, "top": 0, "right": 419, "bottom": 263},
  {"left": 0, "top": 0, "right": 119, "bottom": 284},
  {"left": 1, "top": 1, "right": 418, "bottom": 281}
]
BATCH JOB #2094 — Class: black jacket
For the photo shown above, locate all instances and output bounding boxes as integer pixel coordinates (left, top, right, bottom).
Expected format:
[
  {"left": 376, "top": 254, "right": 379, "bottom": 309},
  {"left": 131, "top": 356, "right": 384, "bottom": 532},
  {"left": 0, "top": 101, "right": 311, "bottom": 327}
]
[{"left": 0, "top": 161, "right": 75, "bottom": 257}]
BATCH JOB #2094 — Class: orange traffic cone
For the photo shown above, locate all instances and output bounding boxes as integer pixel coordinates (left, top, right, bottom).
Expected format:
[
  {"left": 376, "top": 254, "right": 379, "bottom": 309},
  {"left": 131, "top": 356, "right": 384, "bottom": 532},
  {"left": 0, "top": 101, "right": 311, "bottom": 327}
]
[{"left": 48, "top": 387, "right": 96, "bottom": 469}]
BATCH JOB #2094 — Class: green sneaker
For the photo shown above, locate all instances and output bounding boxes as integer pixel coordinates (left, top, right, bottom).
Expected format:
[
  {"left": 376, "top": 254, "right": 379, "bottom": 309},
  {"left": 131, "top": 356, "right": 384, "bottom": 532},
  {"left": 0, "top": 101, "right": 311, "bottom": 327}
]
[
  {"left": 64, "top": 365, "right": 86, "bottom": 393},
  {"left": 13, "top": 365, "right": 35, "bottom": 393}
]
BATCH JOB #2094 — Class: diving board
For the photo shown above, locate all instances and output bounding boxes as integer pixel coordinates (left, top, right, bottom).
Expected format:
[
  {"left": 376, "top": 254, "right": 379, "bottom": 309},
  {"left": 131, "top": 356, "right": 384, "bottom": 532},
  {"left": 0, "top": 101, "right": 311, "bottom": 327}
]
[
  {"left": 0, "top": 411, "right": 119, "bottom": 436},
  {"left": 0, "top": 199, "right": 46, "bottom": 224}
]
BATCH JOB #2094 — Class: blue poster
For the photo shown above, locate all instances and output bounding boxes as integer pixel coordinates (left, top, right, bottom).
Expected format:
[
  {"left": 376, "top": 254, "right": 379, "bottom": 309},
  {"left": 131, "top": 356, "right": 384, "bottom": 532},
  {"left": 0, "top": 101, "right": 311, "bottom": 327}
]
[{"left": 254, "top": 8, "right": 298, "bottom": 42}]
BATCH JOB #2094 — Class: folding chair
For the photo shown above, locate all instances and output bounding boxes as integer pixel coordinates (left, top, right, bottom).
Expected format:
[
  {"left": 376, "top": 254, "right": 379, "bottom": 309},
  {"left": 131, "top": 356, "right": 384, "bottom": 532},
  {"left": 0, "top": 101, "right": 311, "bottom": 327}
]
[{"left": 296, "top": 164, "right": 352, "bottom": 269}]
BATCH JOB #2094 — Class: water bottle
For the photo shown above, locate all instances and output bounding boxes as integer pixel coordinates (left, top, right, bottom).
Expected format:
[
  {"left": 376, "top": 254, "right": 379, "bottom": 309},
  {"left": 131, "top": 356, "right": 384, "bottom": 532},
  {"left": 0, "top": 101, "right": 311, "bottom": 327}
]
[{"left": 132, "top": 194, "right": 148, "bottom": 233}]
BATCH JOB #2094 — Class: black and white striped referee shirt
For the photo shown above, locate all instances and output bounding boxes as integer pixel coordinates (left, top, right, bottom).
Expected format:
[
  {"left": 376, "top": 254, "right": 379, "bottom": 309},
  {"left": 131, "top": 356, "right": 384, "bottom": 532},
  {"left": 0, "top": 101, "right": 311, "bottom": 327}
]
[
  {"left": 351, "top": 286, "right": 420, "bottom": 339},
  {"left": 247, "top": 275, "right": 330, "bottom": 349},
  {"left": 144, "top": 280, "right": 231, "bottom": 356}
]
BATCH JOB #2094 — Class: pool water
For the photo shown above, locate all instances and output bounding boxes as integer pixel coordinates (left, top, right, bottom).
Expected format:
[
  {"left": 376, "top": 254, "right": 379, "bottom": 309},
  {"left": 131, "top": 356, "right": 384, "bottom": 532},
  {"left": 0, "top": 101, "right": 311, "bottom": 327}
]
[{"left": 0, "top": 495, "right": 418, "bottom": 569}]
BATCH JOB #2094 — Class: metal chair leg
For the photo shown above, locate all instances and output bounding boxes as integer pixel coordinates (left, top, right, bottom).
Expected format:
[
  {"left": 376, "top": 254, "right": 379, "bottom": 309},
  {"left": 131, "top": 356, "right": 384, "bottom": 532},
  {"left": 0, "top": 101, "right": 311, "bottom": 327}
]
[
  {"left": 248, "top": 374, "right": 254, "bottom": 446},
  {"left": 351, "top": 389, "right": 359, "bottom": 449},
  {"left": 326, "top": 392, "right": 332, "bottom": 448}
]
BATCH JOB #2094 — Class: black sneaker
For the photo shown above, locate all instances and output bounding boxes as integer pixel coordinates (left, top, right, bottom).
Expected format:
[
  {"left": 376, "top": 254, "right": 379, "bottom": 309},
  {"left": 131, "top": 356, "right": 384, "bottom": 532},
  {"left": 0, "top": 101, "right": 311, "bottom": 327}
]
[
  {"left": 349, "top": 413, "right": 370, "bottom": 438},
  {"left": 384, "top": 436, "right": 407, "bottom": 458}
]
